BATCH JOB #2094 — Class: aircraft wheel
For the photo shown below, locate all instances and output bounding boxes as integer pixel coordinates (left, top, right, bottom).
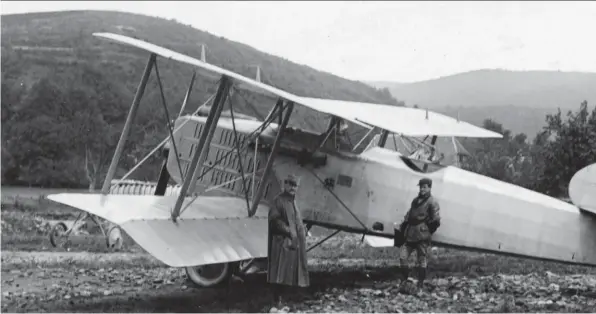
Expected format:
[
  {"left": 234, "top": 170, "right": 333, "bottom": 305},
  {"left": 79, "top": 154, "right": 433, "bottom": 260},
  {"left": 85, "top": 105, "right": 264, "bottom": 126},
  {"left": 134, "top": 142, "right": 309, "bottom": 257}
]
[
  {"left": 106, "top": 226, "right": 123, "bottom": 251},
  {"left": 49, "top": 222, "right": 69, "bottom": 248},
  {"left": 185, "top": 262, "right": 232, "bottom": 288}
]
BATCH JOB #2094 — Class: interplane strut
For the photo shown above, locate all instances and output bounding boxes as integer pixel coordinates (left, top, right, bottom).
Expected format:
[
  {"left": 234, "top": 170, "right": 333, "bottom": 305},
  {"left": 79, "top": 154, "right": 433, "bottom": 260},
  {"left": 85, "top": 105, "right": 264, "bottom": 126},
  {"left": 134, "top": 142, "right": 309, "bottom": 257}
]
[
  {"left": 248, "top": 101, "right": 294, "bottom": 217},
  {"left": 171, "top": 75, "right": 232, "bottom": 221},
  {"left": 101, "top": 53, "right": 156, "bottom": 194}
]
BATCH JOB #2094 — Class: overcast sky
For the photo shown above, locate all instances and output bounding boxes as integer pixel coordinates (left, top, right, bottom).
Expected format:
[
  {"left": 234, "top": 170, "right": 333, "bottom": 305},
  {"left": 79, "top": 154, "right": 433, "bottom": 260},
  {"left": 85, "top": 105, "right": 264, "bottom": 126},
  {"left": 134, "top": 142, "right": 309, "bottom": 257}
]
[{"left": 2, "top": 1, "right": 595, "bottom": 82}]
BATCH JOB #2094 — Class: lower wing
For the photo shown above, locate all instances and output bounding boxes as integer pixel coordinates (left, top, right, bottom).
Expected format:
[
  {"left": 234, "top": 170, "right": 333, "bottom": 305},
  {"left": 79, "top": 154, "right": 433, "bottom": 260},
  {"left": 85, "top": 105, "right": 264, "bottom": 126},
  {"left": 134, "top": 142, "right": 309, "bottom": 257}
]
[{"left": 47, "top": 194, "right": 269, "bottom": 267}]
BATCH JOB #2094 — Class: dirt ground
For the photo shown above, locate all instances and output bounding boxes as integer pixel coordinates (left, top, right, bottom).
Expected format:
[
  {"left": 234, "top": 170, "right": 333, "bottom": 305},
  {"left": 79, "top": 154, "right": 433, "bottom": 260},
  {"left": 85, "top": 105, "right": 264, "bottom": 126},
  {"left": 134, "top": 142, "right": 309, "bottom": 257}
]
[
  {"left": 2, "top": 251, "right": 596, "bottom": 313},
  {"left": 2, "top": 198, "right": 596, "bottom": 313}
]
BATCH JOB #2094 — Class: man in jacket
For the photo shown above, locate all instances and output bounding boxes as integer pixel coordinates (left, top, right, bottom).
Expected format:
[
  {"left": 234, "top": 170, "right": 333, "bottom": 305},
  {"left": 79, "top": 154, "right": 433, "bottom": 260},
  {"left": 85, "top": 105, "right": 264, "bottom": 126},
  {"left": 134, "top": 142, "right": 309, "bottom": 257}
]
[
  {"left": 396, "top": 178, "right": 441, "bottom": 291},
  {"left": 267, "top": 174, "right": 310, "bottom": 304}
]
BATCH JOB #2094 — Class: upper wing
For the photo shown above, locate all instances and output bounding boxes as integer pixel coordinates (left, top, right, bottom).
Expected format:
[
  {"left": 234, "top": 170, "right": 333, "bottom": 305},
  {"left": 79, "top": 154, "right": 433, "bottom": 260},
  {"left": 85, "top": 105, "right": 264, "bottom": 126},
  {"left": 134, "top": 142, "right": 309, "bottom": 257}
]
[
  {"left": 47, "top": 193, "right": 269, "bottom": 267},
  {"left": 93, "top": 33, "right": 501, "bottom": 139},
  {"left": 297, "top": 97, "right": 502, "bottom": 138}
]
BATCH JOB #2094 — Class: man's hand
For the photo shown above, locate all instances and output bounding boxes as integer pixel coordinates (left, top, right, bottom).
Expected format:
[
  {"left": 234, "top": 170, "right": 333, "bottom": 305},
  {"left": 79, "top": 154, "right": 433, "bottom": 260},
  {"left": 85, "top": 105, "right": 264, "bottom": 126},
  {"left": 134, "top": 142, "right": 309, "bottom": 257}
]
[
  {"left": 399, "top": 221, "right": 408, "bottom": 233},
  {"left": 428, "top": 221, "right": 440, "bottom": 233},
  {"left": 284, "top": 238, "right": 297, "bottom": 250}
]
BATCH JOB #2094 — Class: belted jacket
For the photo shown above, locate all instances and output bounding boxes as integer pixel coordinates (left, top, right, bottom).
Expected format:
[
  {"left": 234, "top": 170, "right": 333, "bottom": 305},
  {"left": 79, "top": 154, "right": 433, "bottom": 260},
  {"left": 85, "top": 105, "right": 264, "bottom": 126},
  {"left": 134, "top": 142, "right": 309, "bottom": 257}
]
[{"left": 400, "top": 194, "right": 441, "bottom": 243}]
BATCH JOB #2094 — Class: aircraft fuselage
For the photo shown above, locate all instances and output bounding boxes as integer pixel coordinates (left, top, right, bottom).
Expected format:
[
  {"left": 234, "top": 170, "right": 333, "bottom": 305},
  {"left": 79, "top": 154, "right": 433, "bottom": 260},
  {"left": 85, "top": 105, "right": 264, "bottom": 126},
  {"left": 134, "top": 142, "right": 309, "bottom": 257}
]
[{"left": 167, "top": 115, "right": 596, "bottom": 267}]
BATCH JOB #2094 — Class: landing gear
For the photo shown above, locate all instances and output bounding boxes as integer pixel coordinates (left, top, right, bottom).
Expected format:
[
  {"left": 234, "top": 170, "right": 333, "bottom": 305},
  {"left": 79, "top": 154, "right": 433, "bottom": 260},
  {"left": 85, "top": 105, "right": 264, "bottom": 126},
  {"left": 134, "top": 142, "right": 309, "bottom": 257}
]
[
  {"left": 49, "top": 222, "right": 69, "bottom": 248},
  {"left": 48, "top": 212, "right": 123, "bottom": 251},
  {"left": 106, "top": 225, "right": 123, "bottom": 250},
  {"left": 185, "top": 262, "right": 233, "bottom": 287},
  {"left": 185, "top": 259, "right": 266, "bottom": 288}
]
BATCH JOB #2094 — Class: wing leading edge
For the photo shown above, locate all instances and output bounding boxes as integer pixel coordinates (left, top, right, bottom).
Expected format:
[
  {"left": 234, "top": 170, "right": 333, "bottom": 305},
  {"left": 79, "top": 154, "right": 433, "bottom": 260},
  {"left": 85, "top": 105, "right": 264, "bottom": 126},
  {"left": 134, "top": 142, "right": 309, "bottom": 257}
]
[{"left": 93, "top": 32, "right": 502, "bottom": 139}]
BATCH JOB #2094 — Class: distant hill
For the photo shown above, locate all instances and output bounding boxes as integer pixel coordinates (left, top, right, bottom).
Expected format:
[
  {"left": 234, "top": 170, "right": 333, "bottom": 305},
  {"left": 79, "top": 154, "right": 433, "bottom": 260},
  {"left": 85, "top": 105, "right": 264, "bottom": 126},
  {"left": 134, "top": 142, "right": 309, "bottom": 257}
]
[
  {"left": 1, "top": 10, "right": 400, "bottom": 187},
  {"left": 367, "top": 70, "right": 596, "bottom": 138},
  {"left": 1, "top": 10, "right": 399, "bottom": 128}
]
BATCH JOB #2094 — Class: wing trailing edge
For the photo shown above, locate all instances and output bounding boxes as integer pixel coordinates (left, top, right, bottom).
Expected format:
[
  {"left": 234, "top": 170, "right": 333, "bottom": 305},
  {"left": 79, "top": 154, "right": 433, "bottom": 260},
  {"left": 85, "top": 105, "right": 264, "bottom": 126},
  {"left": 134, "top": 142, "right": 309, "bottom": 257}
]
[{"left": 47, "top": 194, "right": 269, "bottom": 267}]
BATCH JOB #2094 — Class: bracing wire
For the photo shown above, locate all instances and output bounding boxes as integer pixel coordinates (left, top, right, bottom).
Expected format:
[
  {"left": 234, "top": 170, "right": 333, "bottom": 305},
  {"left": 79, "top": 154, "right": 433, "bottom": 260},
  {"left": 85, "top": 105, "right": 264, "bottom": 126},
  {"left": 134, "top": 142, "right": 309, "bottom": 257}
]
[
  {"left": 227, "top": 89, "right": 252, "bottom": 212},
  {"left": 109, "top": 80, "right": 219, "bottom": 188},
  {"left": 177, "top": 97, "right": 284, "bottom": 216},
  {"left": 154, "top": 61, "right": 184, "bottom": 178}
]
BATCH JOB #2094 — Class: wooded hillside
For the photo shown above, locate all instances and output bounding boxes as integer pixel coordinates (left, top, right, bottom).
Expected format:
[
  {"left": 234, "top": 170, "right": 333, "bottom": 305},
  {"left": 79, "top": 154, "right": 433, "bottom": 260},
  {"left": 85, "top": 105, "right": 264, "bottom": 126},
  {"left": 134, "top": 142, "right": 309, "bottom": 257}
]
[{"left": 1, "top": 10, "right": 398, "bottom": 188}]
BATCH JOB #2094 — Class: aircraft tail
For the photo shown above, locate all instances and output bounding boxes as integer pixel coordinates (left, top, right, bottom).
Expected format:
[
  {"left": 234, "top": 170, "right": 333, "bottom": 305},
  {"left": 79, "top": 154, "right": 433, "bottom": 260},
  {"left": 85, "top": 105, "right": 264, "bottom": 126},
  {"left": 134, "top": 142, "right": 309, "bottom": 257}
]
[{"left": 569, "top": 163, "right": 596, "bottom": 215}]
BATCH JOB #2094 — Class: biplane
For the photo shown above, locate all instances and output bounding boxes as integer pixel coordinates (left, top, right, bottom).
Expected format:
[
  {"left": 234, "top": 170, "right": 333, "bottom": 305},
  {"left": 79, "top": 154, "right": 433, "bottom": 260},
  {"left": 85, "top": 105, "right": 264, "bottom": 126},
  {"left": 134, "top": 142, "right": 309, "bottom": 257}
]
[{"left": 47, "top": 32, "right": 596, "bottom": 288}]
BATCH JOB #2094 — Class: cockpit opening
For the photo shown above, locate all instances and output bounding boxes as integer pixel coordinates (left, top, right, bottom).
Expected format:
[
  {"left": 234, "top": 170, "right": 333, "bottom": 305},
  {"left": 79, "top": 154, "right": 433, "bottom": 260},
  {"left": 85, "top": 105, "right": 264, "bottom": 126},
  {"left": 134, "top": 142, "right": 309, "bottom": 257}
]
[
  {"left": 399, "top": 155, "right": 446, "bottom": 173},
  {"left": 248, "top": 116, "right": 379, "bottom": 167}
]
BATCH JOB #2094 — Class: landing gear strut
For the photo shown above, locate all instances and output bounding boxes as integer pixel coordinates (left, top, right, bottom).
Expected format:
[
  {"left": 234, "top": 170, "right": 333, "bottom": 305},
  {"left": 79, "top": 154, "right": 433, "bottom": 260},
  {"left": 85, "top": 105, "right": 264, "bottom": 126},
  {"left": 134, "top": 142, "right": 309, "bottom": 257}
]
[
  {"left": 48, "top": 212, "right": 123, "bottom": 251},
  {"left": 185, "top": 259, "right": 265, "bottom": 288}
]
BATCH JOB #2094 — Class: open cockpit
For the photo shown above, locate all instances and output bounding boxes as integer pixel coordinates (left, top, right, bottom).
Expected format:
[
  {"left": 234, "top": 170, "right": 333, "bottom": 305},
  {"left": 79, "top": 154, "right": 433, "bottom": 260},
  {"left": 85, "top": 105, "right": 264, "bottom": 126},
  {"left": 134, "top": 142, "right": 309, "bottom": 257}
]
[{"left": 249, "top": 116, "right": 379, "bottom": 168}]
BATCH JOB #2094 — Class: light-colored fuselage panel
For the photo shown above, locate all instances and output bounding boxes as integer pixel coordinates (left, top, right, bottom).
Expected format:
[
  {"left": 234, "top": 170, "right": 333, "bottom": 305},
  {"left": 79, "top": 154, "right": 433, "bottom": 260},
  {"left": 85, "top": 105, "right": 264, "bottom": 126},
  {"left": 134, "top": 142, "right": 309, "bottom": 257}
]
[{"left": 168, "top": 116, "right": 596, "bottom": 266}]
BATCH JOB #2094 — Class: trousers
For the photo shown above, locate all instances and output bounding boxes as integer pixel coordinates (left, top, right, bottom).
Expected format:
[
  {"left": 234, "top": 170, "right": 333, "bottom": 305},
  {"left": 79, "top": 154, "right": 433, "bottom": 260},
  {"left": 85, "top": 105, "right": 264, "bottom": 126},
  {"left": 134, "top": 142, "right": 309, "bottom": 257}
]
[{"left": 399, "top": 241, "right": 430, "bottom": 268}]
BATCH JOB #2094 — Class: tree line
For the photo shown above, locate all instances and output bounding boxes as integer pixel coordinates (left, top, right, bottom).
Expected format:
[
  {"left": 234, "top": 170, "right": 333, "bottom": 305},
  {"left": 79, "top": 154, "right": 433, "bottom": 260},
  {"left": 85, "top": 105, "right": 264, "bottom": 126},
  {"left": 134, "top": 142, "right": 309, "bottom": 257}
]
[
  {"left": 461, "top": 100, "right": 596, "bottom": 198},
  {"left": 2, "top": 58, "right": 594, "bottom": 199}
]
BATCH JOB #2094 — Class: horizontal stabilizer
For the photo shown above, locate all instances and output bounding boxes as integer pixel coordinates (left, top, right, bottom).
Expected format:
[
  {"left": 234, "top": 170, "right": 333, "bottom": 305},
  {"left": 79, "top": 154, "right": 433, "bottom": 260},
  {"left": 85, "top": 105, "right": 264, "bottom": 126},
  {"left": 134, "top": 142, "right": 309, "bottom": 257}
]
[{"left": 47, "top": 194, "right": 270, "bottom": 267}]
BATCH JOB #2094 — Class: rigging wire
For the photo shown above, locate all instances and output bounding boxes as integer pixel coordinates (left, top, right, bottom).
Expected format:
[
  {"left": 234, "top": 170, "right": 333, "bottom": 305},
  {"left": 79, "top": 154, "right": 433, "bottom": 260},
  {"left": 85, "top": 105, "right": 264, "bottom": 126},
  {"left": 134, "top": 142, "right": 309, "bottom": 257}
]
[
  {"left": 227, "top": 89, "right": 251, "bottom": 212},
  {"left": 177, "top": 99, "right": 284, "bottom": 216},
  {"left": 109, "top": 79, "right": 219, "bottom": 188},
  {"left": 154, "top": 61, "right": 184, "bottom": 178}
]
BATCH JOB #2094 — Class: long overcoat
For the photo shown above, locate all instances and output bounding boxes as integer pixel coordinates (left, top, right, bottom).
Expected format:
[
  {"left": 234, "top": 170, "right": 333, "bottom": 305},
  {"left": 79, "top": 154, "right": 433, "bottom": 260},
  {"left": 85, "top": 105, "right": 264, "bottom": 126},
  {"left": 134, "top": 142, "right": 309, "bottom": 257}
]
[{"left": 267, "top": 192, "right": 310, "bottom": 287}]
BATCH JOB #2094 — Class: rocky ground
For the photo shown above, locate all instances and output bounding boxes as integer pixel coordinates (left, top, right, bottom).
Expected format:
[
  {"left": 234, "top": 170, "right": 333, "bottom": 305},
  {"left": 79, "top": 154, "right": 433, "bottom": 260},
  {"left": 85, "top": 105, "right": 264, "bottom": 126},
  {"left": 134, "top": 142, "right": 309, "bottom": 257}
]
[
  {"left": 2, "top": 200, "right": 596, "bottom": 312},
  {"left": 2, "top": 251, "right": 596, "bottom": 313}
]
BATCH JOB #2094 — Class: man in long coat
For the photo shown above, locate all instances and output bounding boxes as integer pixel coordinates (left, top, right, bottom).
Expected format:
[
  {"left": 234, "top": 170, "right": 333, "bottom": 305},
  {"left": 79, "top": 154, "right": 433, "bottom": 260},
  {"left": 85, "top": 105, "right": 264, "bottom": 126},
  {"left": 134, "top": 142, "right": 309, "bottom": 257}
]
[
  {"left": 267, "top": 174, "right": 310, "bottom": 302},
  {"left": 396, "top": 177, "right": 441, "bottom": 291}
]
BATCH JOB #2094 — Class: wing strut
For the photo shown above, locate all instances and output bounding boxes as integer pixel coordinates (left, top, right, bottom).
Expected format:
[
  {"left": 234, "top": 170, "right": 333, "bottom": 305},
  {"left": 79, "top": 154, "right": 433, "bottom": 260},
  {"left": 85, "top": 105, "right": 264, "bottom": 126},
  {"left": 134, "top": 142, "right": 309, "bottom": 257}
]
[
  {"left": 352, "top": 127, "right": 377, "bottom": 152},
  {"left": 101, "top": 53, "right": 156, "bottom": 194},
  {"left": 422, "top": 135, "right": 438, "bottom": 172},
  {"left": 248, "top": 100, "right": 294, "bottom": 217},
  {"left": 171, "top": 75, "right": 232, "bottom": 221},
  {"left": 378, "top": 130, "right": 390, "bottom": 148}
]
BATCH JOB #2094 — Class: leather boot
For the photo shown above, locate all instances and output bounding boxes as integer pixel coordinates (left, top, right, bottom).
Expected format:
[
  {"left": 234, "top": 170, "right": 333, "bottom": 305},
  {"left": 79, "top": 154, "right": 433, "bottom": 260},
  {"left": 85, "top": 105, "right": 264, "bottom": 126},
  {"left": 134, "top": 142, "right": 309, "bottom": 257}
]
[
  {"left": 399, "top": 266, "right": 410, "bottom": 282},
  {"left": 417, "top": 267, "right": 426, "bottom": 289},
  {"left": 271, "top": 284, "right": 283, "bottom": 306}
]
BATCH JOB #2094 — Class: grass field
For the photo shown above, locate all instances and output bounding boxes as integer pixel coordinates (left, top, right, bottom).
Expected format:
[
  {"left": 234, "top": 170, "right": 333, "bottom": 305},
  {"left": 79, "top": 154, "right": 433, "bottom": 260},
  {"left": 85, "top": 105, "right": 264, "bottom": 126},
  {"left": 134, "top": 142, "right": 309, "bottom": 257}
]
[{"left": 1, "top": 186, "right": 88, "bottom": 203}]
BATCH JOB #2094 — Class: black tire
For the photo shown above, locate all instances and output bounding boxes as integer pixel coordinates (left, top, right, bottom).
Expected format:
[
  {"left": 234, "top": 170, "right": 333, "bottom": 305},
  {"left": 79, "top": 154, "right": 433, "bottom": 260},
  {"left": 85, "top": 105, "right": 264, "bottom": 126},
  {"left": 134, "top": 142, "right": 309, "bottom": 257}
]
[
  {"left": 185, "top": 262, "right": 234, "bottom": 288},
  {"left": 49, "top": 222, "right": 68, "bottom": 248}
]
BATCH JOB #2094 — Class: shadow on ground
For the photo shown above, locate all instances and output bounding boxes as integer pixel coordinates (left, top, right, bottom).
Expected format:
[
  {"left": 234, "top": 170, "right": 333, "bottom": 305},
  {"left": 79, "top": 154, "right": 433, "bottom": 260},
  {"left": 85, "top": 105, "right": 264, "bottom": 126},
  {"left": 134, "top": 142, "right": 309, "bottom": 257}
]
[{"left": 31, "top": 267, "right": 402, "bottom": 313}]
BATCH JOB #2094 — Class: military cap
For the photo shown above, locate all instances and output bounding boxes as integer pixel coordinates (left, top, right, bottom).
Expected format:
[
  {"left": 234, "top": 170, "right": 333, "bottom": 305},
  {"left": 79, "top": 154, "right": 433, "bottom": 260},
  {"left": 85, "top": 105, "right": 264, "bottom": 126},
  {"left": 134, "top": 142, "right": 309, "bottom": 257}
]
[
  {"left": 417, "top": 178, "right": 432, "bottom": 187},
  {"left": 284, "top": 174, "right": 299, "bottom": 185}
]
